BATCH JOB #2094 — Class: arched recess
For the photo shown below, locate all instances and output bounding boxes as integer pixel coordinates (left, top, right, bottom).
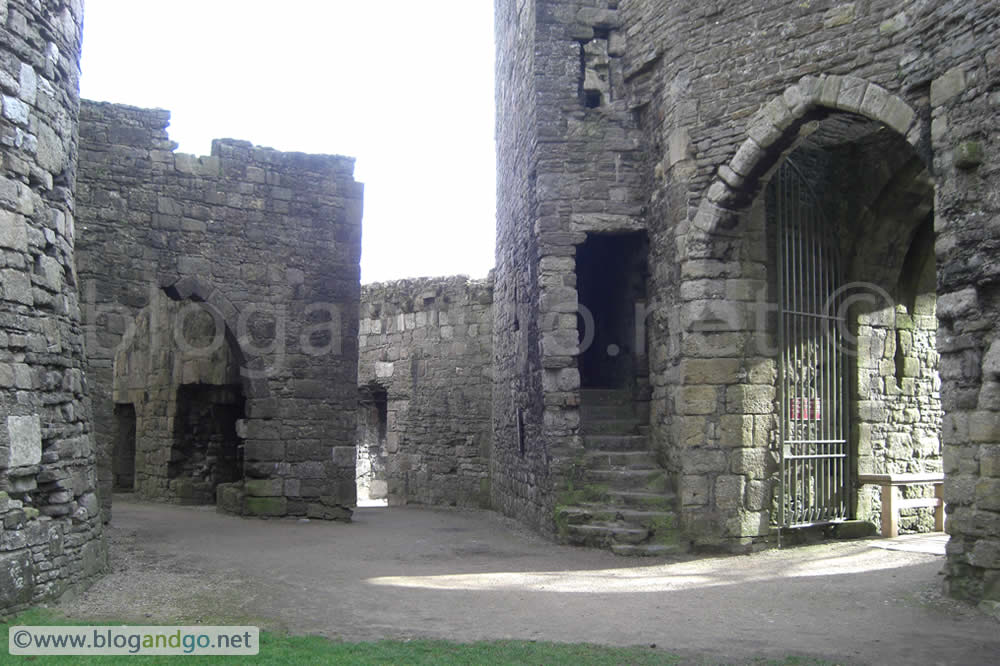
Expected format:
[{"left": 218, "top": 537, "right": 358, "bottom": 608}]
[
  {"left": 110, "top": 277, "right": 275, "bottom": 507},
  {"left": 160, "top": 275, "right": 273, "bottom": 401},
  {"left": 672, "top": 76, "right": 942, "bottom": 545}
]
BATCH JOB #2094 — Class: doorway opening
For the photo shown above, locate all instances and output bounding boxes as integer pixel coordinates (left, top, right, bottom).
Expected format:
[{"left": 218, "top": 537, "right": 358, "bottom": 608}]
[
  {"left": 576, "top": 232, "right": 649, "bottom": 392},
  {"left": 112, "top": 403, "right": 137, "bottom": 492},
  {"left": 357, "top": 383, "right": 389, "bottom": 507},
  {"left": 762, "top": 115, "right": 941, "bottom": 532},
  {"left": 169, "top": 384, "right": 245, "bottom": 505}
]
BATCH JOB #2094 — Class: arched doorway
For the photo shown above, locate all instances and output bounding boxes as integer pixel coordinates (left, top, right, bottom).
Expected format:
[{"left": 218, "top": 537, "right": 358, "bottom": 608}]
[
  {"left": 760, "top": 117, "right": 940, "bottom": 530},
  {"left": 112, "top": 289, "right": 248, "bottom": 506},
  {"left": 672, "top": 77, "right": 946, "bottom": 547}
]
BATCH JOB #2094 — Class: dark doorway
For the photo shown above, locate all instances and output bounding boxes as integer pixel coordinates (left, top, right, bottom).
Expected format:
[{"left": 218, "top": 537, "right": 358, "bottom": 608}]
[
  {"left": 576, "top": 232, "right": 649, "bottom": 389},
  {"left": 113, "top": 403, "right": 137, "bottom": 491},
  {"left": 169, "top": 384, "right": 245, "bottom": 505}
]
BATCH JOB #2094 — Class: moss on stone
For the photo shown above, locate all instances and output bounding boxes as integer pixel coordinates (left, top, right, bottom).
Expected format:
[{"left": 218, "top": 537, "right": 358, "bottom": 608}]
[
  {"left": 649, "top": 514, "right": 683, "bottom": 547},
  {"left": 245, "top": 496, "right": 288, "bottom": 517}
]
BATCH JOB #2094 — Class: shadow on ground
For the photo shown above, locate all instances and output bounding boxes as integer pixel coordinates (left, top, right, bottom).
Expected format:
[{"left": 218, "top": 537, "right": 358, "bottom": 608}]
[{"left": 57, "top": 497, "right": 999, "bottom": 665}]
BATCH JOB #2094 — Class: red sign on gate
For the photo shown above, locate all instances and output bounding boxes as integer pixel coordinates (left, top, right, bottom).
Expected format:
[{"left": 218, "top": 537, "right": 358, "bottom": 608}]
[{"left": 789, "top": 397, "right": 822, "bottom": 421}]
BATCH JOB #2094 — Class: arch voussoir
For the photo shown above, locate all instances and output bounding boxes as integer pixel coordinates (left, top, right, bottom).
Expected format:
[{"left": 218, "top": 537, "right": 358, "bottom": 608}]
[{"left": 689, "top": 75, "right": 921, "bottom": 245}]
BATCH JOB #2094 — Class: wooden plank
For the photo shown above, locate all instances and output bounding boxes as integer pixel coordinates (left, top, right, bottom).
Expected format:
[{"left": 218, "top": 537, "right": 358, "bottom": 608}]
[
  {"left": 881, "top": 484, "right": 899, "bottom": 538},
  {"left": 897, "top": 497, "right": 941, "bottom": 509},
  {"left": 858, "top": 472, "right": 944, "bottom": 485},
  {"left": 859, "top": 473, "right": 947, "bottom": 537},
  {"left": 935, "top": 483, "right": 946, "bottom": 532}
]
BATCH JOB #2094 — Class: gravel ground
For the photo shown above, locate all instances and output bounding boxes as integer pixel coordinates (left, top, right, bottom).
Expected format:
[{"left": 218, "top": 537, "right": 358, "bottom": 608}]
[{"left": 54, "top": 497, "right": 1000, "bottom": 664}]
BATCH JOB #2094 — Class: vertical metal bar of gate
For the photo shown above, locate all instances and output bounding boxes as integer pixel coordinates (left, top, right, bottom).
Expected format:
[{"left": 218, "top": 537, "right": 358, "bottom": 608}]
[{"left": 776, "top": 159, "right": 850, "bottom": 528}]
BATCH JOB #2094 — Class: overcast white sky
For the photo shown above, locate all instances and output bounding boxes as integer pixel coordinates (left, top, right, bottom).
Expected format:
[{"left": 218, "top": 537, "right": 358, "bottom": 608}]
[{"left": 79, "top": 0, "right": 497, "bottom": 284}]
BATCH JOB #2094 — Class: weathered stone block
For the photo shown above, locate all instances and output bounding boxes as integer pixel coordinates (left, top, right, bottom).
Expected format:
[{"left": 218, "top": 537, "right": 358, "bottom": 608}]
[
  {"left": 937, "top": 287, "right": 977, "bottom": 319},
  {"left": 677, "top": 385, "right": 718, "bottom": 415},
  {"left": 0, "top": 209, "right": 27, "bottom": 250},
  {"left": 970, "top": 412, "right": 1000, "bottom": 443},
  {"left": 245, "top": 478, "right": 284, "bottom": 497},
  {"left": 306, "top": 502, "right": 352, "bottom": 521},
  {"left": 715, "top": 475, "right": 745, "bottom": 509},
  {"left": 684, "top": 448, "right": 728, "bottom": 474},
  {"left": 0, "top": 551, "right": 34, "bottom": 608},
  {"left": 680, "top": 474, "right": 709, "bottom": 506},
  {"left": 681, "top": 359, "right": 742, "bottom": 385},
  {"left": 931, "top": 67, "right": 966, "bottom": 107},
  {"left": 726, "top": 385, "right": 775, "bottom": 414},
  {"left": 745, "top": 479, "right": 771, "bottom": 512},
  {"left": 0, "top": 269, "right": 33, "bottom": 305},
  {"left": 245, "top": 496, "right": 288, "bottom": 516},
  {"left": 970, "top": 539, "right": 1000, "bottom": 569},
  {"left": 975, "top": 479, "right": 1000, "bottom": 511},
  {"left": 945, "top": 475, "right": 977, "bottom": 505},
  {"left": 730, "top": 448, "right": 771, "bottom": 478},
  {"left": 823, "top": 3, "right": 856, "bottom": 28},
  {"left": 331, "top": 446, "right": 355, "bottom": 467},
  {"left": 719, "top": 414, "right": 754, "bottom": 448},
  {"left": 954, "top": 141, "right": 983, "bottom": 170},
  {"left": 244, "top": 440, "right": 285, "bottom": 462},
  {"left": 5, "top": 415, "right": 41, "bottom": 467},
  {"left": 216, "top": 483, "right": 245, "bottom": 514},
  {"left": 981, "top": 448, "right": 1000, "bottom": 477}
]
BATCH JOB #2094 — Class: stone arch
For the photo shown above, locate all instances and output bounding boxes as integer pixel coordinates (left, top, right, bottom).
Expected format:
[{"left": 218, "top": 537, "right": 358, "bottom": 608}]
[
  {"left": 111, "top": 283, "right": 256, "bottom": 505},
  {"left": 671, "top": 77, "right": 939, "bottom": 546},
  {"left": 686, "top": 75, "right": 924, "bottom": 250},
  {"left": 160, "top": 275, "right": 271, "bottom": 401}
]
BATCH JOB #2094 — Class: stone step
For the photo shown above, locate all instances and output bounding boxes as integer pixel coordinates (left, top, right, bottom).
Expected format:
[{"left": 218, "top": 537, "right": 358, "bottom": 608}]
[
  {"left": 563, "top": 523, "right": 651, "bottom": 548},
  {"left": 580, "top": 403, "right": 638, "bottom": 421},
  {"left": 606, "top": 490, "right": 677, "bottom": 511},
  {"left": 583, "top": 450, "right": 658, "bottom": 469},
  {"left": 588, "top": 468, "right": 669, "bottom": 491},
  {"left": 579, "top": 389, "right": 633, "bottom": 405},
  {"left": 561, "top": 505, "right": 676, "bottom": 530},
  {"left": 581, "top": 419, "right": 641, "bottom": 435},
  {"left": 610, "top": 543, "right": 686, "bottom": 557},
  {"left": 583, "top": 434, "right": 648, "bottom": 451}
]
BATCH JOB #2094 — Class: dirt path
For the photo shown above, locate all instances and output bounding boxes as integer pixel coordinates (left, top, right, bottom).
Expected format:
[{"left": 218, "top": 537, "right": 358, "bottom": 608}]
[{"left": 58, "top": 498, "right": 998, "bottom": 664}]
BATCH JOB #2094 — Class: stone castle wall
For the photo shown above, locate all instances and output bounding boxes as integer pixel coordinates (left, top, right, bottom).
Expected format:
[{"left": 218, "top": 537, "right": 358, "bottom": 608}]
[
  {"left": 0, "top": 0, "right": 106, "bottom": 613},
  {"left": 496, "top": 0, "right": 1000, "bottom": 600},
  {"left": 359, "top": 275, "right": 493, "bottom": 508},
  {"left": 75, "top": 101, "right": 363, "bottom": 520}
]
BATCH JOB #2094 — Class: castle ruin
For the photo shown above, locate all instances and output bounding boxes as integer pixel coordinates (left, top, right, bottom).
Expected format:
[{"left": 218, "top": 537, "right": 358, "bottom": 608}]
[{"left": 1, "top": 0, "right": 999, "bottom": 613}]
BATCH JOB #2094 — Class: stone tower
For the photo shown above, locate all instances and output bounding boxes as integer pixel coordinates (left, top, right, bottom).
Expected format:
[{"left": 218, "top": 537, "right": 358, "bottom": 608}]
[
  {"left": 0, "top": 0, "right": 106, "bottom": 612},
  {"left": 494, "top": 0, "right": 1000, "bottom": 602}
]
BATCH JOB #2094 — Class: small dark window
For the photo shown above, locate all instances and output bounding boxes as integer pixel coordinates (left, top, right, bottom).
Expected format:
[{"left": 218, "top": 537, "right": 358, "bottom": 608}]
[{"left": 584, "top": 90, "right": 602, "bottom": 108}]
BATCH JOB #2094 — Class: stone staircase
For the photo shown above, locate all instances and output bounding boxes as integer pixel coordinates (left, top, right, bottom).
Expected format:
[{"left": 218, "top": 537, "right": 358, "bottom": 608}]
[{"left": 555, "top": 388, "right": 684, "bottom": 556}]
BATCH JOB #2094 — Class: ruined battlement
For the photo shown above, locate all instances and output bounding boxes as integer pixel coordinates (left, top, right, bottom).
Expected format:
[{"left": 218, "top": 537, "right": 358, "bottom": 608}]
[
  {"left": 80, "top": 101, "right": 359, "bottom": 177},
  {"left": 76, "top": 99, "right": 363, "bottom": 521}
]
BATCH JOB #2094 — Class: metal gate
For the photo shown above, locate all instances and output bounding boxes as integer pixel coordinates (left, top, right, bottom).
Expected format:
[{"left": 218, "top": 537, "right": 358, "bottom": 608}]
[{"left": 773, "top": 159, "right": 850, "bottom": 527}]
